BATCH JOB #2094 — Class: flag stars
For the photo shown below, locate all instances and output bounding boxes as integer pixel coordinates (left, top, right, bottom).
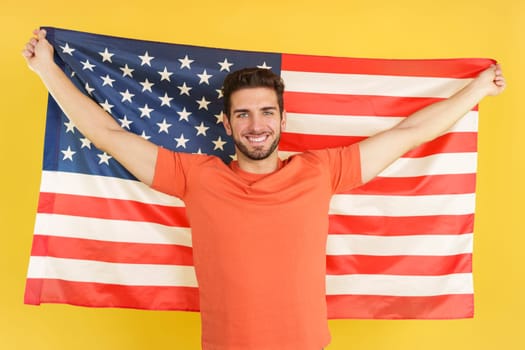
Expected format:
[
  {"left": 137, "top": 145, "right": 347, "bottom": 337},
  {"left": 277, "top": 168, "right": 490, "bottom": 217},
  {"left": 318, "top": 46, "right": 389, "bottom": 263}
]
[
  {"left": 196, "top": 96, "right": 211, "bottom": 110},
  {"left": 81, "top": 59, "right": 96, "bottom": 71},
  {"left": 139, "top": 51, "right": 155, "bottom": 66},
  {"left": 212, "top": 136, "right": 227, "bottom": 151},
  {"left": 214, "top": 111, "right": 225, "bottom": 124},
  {"left": 140, "top": 131, "right": 151, "bottom": 140},
  {"left": 157, "top": 118, "right": 172, "bottom": 134},
  {"left": 80, "top": 137, "right": 92, "bottom": 149},
  {"left": 97, "top": 152, "right": 113, "bottom": 165},
  {"left": 64, "top": 120, "right": 76, "bottom": 133},
  {"left": 159, "top": 92, "right": 174, "bottom": 107},
  {"left": 174, "top": 134, "right": 190, "bottom": 148},
  {"left": 195, "top": 122, "right": 209, "bottom": 136},
  {"left": 216, "top": 89, "right": 223, "bottom": 99},
  {"left": 120, "top": 89, "right": 135, "bottom": 103},
  {"left": 139, "top": 104, "right": 154, "bottom": 118},
  {"left": 120, "top": 64, "right": 134, "bottom": 78},
  {"left": 100, "top": 74, "right": 115, "bottom": 87},
  {"left": 177, "top": 107, "right": 191, "bottom": 122},
  {"left": 118, "top": 115, "right": 133, "bottom": 129},
  {"left": 178, "top": 55, "right": 194, "bottom": 69},
  {"left": 99, "top": 48, "right": 114, "bottom": 63},
  {"left": 140, "top": 78, "right": 155, "bottom": 92},
  {"left": 197, "top": 69, "right": 213, "bottom": 85},
  {"left": 257, "top": 62, "right": 272, "bottom": 70},
  {"left": 218, "top": 58, "right": 234, "bottom": 72},
  {"left": 61, "top": 146, "right": 76, "bottom": 161},
  {"left": 60, "top": 43, "right": 75, "bottom": 55},
  {"left": 84, "top": 83, "right": 95, "bottom": 95},
  {"left": 158, "top": 67, "right": 174, "bottom": 82},
  {"left": 100, "top": 100, "right": 114, "bottom": 114},
  {"left": 177, "top": 82, "right": 192, "bottom": 96}
]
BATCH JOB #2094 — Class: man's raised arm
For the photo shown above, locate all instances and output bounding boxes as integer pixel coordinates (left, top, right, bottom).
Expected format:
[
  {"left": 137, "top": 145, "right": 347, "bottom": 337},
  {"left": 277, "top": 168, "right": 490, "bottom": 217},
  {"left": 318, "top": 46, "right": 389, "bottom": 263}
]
[
  {"left": 22, "top": 28, "right": 158, "bottom": 186},
  {"left": 358, "top": 64, "right": 506, "bottom": 184}
]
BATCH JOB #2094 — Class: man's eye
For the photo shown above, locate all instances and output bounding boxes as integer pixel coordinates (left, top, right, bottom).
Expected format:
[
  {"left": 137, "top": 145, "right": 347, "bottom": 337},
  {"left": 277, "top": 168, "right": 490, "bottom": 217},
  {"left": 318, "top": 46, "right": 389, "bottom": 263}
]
[
  {"left": 237, "top": 113, "right": 248, "bottom": 118},
  {"left": 263, "top": 111, "right": 274, "bottom": 116}
]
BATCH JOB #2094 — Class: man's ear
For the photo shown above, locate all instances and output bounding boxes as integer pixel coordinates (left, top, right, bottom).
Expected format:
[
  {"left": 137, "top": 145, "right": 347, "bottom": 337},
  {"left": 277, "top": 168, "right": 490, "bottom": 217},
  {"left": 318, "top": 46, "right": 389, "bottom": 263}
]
[
  {"left": 281, "top": 110, "right": 287, "bottom": 131},
  {"left": 223, "top": 114, "right": 232, "bottom": 136}
]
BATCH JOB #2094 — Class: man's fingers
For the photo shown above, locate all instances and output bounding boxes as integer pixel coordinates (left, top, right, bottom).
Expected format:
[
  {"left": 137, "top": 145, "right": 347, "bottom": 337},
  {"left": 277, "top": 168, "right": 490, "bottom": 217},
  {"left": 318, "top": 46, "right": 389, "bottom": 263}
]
[{"left": 37, "top": 28, "right": 47, "bottom": 40}]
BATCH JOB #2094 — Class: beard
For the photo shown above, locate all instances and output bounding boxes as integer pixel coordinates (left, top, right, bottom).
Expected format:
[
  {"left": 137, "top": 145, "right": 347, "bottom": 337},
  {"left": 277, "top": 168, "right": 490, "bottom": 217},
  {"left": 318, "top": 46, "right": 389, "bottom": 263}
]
[{"left": 233, "top": 133, "right": 281, "bottom": 161}]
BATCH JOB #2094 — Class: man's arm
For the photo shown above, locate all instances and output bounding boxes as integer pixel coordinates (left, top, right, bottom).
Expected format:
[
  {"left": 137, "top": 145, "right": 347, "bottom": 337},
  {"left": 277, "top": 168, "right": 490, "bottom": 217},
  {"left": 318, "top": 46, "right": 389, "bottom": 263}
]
[
  {"left": 358, "top": 64, "right": 506, "bottom": 184},
  {"left": 22, "top": 28, "right": 158, "bottom": 186}
]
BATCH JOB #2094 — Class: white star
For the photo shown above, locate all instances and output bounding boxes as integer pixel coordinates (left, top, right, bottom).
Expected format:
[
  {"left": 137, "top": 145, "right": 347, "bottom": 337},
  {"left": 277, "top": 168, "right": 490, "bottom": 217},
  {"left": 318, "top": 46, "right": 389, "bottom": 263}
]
[
  {"left": 140, "top": 131, "right": 151, "bottom": 140},
  {"left": 158, "top": 67, "right": 173, "bottom": 82},
  {"left": 195, "top": 122, "right": 209, "bottom": 136},
  {"left": 60, "top": 43, "right": 75, "bottom": 55},
  {"left": 139, "top": 104, "right": 154, "bottom": 118},
  {"left": 120, "top": 89, "right": 135, "bottom": 103},
  {"left": 194, "top": 148, "right": 204, "bottom": 155},
  {"left": 157, "top": 118, "right": 172, "bottom": 134},
  {"left": 159, "top": 92, "right": 173, "bottom": 107},
  {"left": 214, "top": 111, "right": 225, "bottom": 124},
  {"left": 174, "top": 133, "right": 189, "bottom": 148},
  {"left": 100, "top": 100, "right": 114, "bottom": 113},
  {"left": 61, "top": 146, "right": 76, "bottom": 161},
  {"left": 177, "top": 107, "right": 191, "bottom": 122},
  {"left": 120, "top": 64, "right": 134, "bottom": 78},
  {"left": 197, "top": 69, "right": 213, "bottom": 85},
  {"left": 140, "top": 78, "right": 154, "bottom": 92},
  {"left": 99, "top": 48, "right": 114, "bottom": 63},
  {"left": 139, "top": 51, "right": 155, "bottom": 66},
  {"left": 178, "top": 55, "right": 194, "bottom": 69},
  {"left": 97, "top": 152, "right": 113, "bottom": 165},
  {"left": 81, "top": 59, "right": 96, "bottom": 71},
  {"left": 84, "top": 83, "right": 95, "bottom": 95},
  {"left": 218, "top": 58, "right": 234, "bottom": 72},
  {"left": 177, "top": 82, "right": 192, "bottom": 96},
  {"left": 100, "top": 74, "right": 115, "bottom": 87},
  {"left": 212, "top": 136, "right": 227, "bottom": 151},
  {"left": 118, "top": 115, "right": 133, "bottom": 129},
  {"left": 257, "top": 62, "right": 272, "bottom": 69},
  {"left": 196, "top": 96, "right": 211, "bottom": 110},
  {"left": 80, "top": 137, "right": 92, "bottom": 149},
  {"left": 216, "top": 89, "right": 223, "bottom": 99},
  {"left": 64, "top": 120, "right": 76, "bottom": 133}
]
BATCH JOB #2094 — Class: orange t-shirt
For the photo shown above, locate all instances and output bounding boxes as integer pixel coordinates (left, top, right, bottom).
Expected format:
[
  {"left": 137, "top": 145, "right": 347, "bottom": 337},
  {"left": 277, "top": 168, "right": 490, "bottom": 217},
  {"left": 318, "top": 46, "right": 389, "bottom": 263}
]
[{"left": 152, "top": 144, "right": 362, "bottom": 350}]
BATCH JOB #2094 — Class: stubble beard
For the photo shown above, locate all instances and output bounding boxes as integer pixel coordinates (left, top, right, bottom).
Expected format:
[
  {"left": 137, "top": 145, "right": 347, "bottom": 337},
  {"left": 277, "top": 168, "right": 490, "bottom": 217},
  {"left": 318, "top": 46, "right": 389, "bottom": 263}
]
[{"left": 234, "top": 132, "right": 281, "bottom": 161}]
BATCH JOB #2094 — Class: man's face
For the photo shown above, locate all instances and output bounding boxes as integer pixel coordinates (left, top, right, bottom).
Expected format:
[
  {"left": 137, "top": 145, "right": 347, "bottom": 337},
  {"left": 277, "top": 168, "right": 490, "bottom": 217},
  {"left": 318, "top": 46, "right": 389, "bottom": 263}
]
[{"left": 223, "top": 87, "right": 286, "bottom": 161}]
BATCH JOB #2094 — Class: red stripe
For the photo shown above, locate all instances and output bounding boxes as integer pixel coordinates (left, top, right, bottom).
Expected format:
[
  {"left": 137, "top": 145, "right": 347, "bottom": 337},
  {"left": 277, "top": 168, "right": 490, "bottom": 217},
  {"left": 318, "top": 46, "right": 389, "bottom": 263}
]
[
  {"left": 24, "top": 278, "right": 200, "bottom": 310},
  {"left": 285, "top": 92, "right": 444, "bottom": 116},
  {"left": 30, "top": 235, "right": 194, "bottom": 265},
  {"left": 348, "top": 174, "right": 477, "bottom": 195},
  {"left": 37, "top": 192, "right": 189, "bottom": 226},
  {"left": 282, "top": 54, "right": 494, "bottom": 78},
  {"left": 326, "top": 254, "right": 472, "bottom": 275},
  {"left": 328, "top": 215, "right": 474, "bottom": 235},
  {"left": 326, "top": 294, "right": 473, "bottom": 319},
  {"left": 281, "top": 131, "right": 476, "bottom": 155}
]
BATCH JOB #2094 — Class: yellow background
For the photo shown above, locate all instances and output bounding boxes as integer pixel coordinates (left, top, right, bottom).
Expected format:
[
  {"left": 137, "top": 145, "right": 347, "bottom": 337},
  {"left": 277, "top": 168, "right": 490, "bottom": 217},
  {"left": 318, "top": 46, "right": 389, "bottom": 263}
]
[{"left": 1, "top": 0, "right": 523, "bottom": 349}]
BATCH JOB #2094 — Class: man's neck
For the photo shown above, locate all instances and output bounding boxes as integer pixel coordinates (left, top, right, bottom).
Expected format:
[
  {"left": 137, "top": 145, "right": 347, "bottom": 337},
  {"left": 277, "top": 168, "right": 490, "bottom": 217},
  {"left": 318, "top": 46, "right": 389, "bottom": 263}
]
[{"left": 235, "top": 152, "right": 281, "bottom": 174}]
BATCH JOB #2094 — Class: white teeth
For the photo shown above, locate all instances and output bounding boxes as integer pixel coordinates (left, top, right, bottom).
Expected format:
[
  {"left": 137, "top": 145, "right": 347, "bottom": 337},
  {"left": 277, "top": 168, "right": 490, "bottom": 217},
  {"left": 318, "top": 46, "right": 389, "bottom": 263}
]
[{"left": 248, "top": 135, "right": 266, "bottom": 142}]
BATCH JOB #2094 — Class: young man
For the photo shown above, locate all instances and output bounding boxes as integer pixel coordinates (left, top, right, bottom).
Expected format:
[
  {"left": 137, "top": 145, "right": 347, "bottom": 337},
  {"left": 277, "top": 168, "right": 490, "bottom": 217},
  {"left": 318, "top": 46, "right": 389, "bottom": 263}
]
[{"left": 22, "top": 28, "right": 505, "bottom": 350}]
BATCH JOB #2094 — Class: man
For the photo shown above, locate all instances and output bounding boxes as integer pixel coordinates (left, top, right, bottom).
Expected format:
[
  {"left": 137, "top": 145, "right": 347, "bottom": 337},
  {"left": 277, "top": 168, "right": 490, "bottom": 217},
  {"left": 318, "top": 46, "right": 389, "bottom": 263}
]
[{"left": 22, "top": 28, "right": 505, "bottom": 350}]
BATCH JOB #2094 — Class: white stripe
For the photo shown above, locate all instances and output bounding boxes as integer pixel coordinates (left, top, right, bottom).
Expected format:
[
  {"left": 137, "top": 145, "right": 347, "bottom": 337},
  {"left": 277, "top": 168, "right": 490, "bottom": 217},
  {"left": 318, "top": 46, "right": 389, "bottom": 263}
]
[
  {"left": 329, "top": 193, "right": 476, "bottom": 216},
  {"left": 282, "top": 70, "right": 472, "bottom": 98},
  {"left": 34, "top": 213, "right": 192, "bottom": 246},
  {"left": 27, "top": 256, "right": 198, "bottom": 287},
  {"left": 326, "top": 233, "right": 473, "bottom": 256},
  {"left": 378, "top": 152, "right": 477, "bottom": 177},
  {"left": 40, "top": 171, "right": 184, "bottom": 206},
  {"left": 284, "top": 111, "right": 478, "bottom": 136},
  {"left": 277, "top": 152, "right": 478, "bottom": 176},
  {"left": 326, "top": 273, "right": 473, "bottom": 296}
]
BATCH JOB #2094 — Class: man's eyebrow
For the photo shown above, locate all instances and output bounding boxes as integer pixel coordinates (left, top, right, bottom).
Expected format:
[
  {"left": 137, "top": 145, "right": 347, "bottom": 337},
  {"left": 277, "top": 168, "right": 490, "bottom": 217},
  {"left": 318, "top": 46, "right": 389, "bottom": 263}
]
[{"left": 232, "top": 106, "right": 277, "bottom": 113}]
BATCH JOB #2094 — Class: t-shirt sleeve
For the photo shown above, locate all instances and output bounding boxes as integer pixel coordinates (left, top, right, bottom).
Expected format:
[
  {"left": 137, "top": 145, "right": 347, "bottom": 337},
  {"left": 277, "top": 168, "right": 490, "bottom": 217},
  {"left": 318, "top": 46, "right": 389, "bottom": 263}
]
[
  {"left": 326, "top": 142, "right": 363, "bottom": 193},
  {"left": 151, "top": 146, "right": 187, "bottom": 198}
]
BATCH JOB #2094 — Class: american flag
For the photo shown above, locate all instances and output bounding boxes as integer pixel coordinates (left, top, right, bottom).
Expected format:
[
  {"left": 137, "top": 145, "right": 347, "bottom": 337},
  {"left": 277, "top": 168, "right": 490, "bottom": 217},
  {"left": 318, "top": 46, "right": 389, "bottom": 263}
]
[{"left": 25, "top": 27, "right": 493, "bottom": 319}]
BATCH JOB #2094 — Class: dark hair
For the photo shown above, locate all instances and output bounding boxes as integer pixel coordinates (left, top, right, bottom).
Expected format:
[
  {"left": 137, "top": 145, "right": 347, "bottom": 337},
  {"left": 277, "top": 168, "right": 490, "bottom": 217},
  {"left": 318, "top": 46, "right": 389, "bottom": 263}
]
[{"left": 222, "top": 68, "right": 285, "bottom": 118}]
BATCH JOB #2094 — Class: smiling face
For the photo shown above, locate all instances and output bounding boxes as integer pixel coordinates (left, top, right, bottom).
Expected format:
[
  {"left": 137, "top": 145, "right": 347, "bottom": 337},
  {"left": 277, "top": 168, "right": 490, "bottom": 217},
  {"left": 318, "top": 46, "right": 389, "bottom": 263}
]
[{"left": 223, "top": 87, "right": 287, "bottom": 164}]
